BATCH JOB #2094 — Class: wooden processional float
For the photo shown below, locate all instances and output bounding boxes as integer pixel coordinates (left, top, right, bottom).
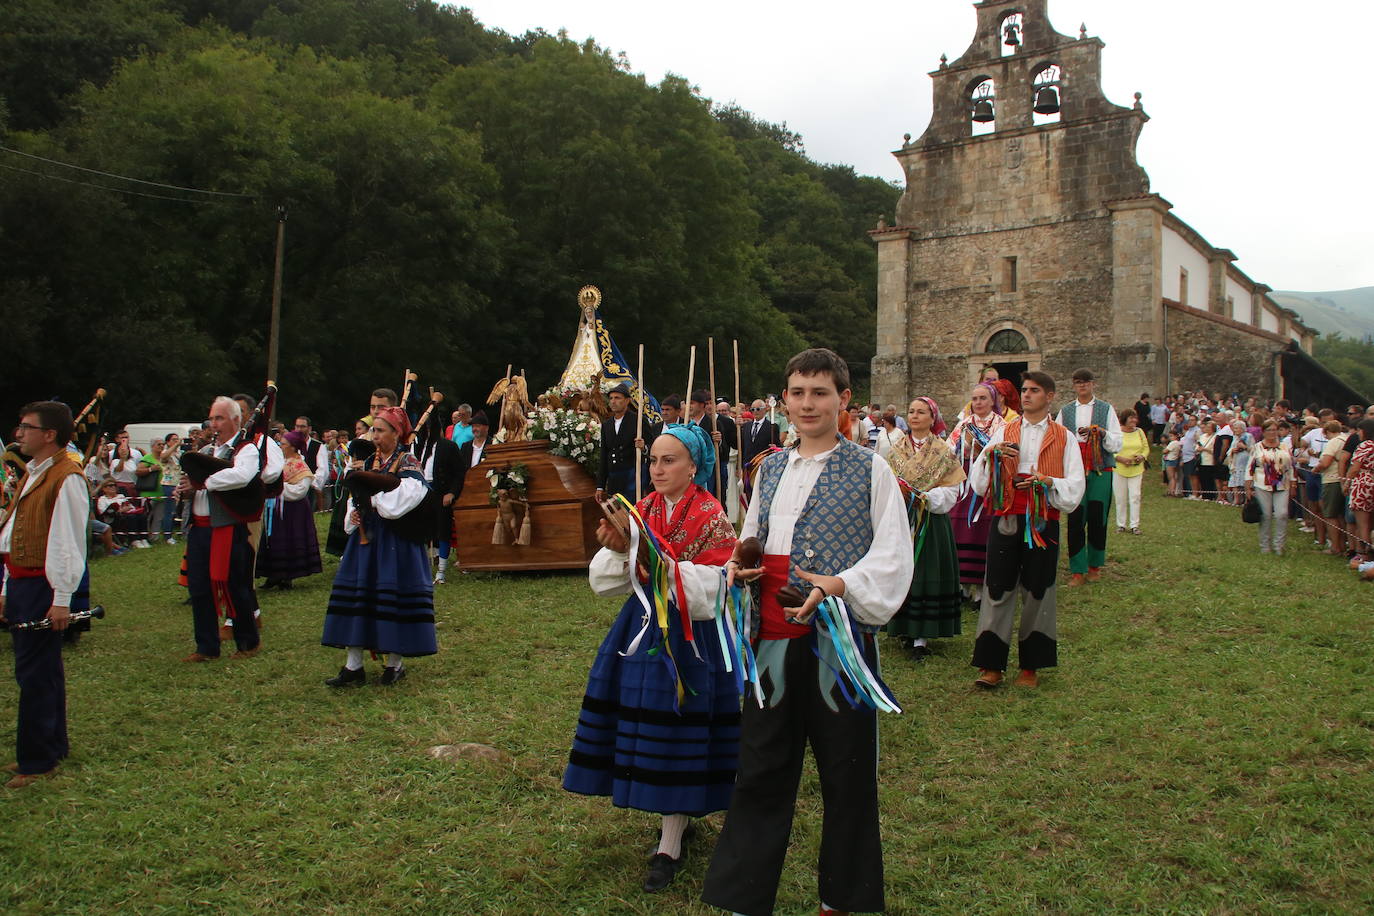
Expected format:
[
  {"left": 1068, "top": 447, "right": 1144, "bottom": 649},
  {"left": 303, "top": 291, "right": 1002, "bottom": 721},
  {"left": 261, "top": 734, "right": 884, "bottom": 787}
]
[{"left": 452, "top": 285, "right": 654, "bottom": 572}]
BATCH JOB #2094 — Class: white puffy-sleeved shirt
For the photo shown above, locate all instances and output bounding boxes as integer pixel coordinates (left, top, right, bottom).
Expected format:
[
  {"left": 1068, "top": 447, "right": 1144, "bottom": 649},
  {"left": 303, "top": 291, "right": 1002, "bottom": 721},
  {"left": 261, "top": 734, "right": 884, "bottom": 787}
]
[
  {"left": 342, "top": 471, "right": 428, "bottom": 535},
  {"left": 968, "top": 415, "right": 1086, "bottom": 514},
  {"left": 588, "top": 494, "right": 727, "bottom": 622},
  {"left": 193, "top": 440, "right": 265, "bottom": 517},
  {"left": 0, "top": 455, "right": 90, "bottom": 606},
  {"left": 739, "top": 442, "right": 914, "bottom": 628},
  {"left": 1068, "top": 398, "right": 1124, "bottom": 454}
]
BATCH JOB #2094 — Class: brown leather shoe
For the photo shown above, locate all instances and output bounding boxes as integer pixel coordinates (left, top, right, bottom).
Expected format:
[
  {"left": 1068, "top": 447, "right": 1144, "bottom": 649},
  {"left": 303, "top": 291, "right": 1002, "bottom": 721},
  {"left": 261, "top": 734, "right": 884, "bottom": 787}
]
[
  {"left": 1014, "top": 669, "right": 1039, "bottom": 688},
  {"left": 218, "top": 624, "right": 234, "bottom": 641},
  {"left": 1086, "top": 567, "right": 1102, "bottom": 582},
  {"left": 5, "top": 767, "right": 56, "bottom": 789},
  {"left": 1066, "top": 573, "right": 1086, "bottom": 587},
  {"left": 230, "top": 646, "right": 260, "bottom": 660},
  {"left": 181, "top": 652, "right": 220, "bottom": 663},
  {"left": 974, "top": 668, "right": 1003, "bottom": 689}
]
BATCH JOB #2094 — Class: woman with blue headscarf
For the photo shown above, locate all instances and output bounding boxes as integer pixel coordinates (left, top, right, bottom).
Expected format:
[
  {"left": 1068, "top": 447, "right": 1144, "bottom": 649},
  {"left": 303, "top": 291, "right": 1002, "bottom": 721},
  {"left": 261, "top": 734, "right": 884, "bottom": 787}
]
[{"left": 563, "top": 423, "right": 740, "bottom": 895}]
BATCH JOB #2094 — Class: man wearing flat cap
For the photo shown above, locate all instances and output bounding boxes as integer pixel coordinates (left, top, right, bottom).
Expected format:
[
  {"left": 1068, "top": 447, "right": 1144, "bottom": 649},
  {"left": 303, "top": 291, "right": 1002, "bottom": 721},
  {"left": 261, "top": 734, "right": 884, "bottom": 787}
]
[{"left": 596, "top": 383, "right": 651, "bottom": 503}]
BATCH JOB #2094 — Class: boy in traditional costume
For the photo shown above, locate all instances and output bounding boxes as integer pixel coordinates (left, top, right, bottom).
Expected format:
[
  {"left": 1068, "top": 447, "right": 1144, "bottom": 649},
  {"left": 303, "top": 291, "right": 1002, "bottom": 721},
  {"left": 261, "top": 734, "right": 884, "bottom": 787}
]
[
  {"left": 884, "top": 397, "right": 966, "bottom": 660},
  {"left": 564, "top": 424, "right": 739, "bottom": 894},
  {"left": 702, "top": 348, "right": 912, "bottom": 916},
  {"left": 968, "top": 372, "right": 1084, "bottom": 689},
  {"left": 1056, "top": 368, "right": 1121, "bottom": 586}
]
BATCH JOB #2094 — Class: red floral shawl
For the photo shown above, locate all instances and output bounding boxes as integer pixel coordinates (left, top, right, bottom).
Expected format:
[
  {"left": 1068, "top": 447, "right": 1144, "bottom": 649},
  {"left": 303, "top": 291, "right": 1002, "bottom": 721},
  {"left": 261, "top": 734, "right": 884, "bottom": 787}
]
[{"left": 635, "top": 484, "right": 735, "bottom": 567}]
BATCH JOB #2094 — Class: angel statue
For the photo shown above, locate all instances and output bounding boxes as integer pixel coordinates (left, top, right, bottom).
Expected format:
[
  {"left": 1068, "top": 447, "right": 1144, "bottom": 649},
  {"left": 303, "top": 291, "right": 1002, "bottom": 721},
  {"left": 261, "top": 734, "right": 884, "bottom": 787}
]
[{"left": 487, "top": 372, "right": 536, "bottom": 443}]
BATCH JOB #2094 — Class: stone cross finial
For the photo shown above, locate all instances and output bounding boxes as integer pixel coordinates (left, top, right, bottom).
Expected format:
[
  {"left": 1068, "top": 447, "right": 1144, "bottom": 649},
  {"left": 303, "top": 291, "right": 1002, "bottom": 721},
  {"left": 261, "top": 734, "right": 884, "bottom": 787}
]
[{"left": 1079, "top": 23, "right": 1087, "bottom": 40}]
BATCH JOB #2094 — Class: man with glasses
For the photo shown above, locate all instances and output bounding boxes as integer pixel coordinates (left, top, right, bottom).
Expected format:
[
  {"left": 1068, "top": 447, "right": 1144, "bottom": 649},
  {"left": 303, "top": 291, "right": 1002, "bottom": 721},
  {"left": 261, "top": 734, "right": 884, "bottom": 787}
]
[
  {"left": 739, "top": 398, "right": 781, "bottom": 506},
  {"left": 0, "top": 402, "right": 88, "bottom": 787},
  {"left": 174, "top": 397, "right": 269, "bottom": 663}
]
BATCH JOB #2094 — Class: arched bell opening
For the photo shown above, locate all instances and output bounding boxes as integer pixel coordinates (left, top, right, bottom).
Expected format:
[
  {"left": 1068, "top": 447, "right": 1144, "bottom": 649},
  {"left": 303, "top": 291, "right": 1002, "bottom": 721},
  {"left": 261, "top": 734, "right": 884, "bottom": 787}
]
[
  {"left": 1032, "top": 63, "right": 1063, "bottom": 126},
  {"left": 969, "top": 77, "right": 997, "bottom": 137},
  {"left": 1000, "top": 12, "right": 1024, "bottom": 57}
]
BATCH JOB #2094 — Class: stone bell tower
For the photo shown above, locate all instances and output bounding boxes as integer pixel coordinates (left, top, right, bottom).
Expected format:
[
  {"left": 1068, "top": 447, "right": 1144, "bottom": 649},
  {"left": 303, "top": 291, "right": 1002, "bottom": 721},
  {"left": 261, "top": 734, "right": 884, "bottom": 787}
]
[{"left": 871, "top": 0, "right": 1163, "bottom": 411}]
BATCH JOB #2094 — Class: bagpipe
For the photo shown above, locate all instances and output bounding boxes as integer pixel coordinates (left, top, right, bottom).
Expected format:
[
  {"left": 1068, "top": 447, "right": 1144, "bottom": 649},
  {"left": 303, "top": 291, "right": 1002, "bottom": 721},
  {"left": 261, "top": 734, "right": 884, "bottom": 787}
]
[
  {"left": 180, "top": 383, "right": 277, "bottom": 522},
  {"left": 343, "top": 378, "right": 441, "bottom": 546},
  {"left": 74, "top": 388, "right": 107, "bottom": 462},
  {"left": 4, "top": 605, "right": 105, "bottom": 633}
]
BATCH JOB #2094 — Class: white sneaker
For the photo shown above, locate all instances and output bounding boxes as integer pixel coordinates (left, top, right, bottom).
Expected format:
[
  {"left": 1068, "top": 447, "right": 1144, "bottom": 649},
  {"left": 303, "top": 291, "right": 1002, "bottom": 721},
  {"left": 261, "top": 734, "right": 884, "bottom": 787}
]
[
  {"left": 165, "top": 537, "right": 177, "bottom": 546},
  {"left": 434, "top": 572, "right": 446, "bottom": 585}
]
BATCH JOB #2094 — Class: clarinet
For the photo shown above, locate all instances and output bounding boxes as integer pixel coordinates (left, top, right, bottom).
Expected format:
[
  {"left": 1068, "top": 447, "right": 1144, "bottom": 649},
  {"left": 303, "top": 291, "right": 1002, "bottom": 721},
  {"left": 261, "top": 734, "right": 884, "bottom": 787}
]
[{"left": 5, "top": 605, "right": 105, "bottom": 632}]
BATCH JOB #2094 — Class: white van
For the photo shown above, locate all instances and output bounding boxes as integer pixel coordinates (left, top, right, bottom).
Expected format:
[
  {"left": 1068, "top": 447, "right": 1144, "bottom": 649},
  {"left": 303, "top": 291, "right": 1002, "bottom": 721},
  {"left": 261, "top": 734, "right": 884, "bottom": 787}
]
[{"left": 121, "top": 422, "right": 203, "bottom": 452}]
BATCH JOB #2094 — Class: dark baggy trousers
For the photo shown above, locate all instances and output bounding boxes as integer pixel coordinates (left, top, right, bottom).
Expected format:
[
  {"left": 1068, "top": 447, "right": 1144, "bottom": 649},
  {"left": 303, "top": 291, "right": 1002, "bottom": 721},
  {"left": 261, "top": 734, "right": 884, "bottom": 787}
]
[
  {"left": 972, "top": 514, "right": 1059, "bottom": 671},
  {"left": 187, "top": 522, "right": 259, "bottom": 656},
  {"left": 7, "top": 575, "right": 69, "bottom": 775},
  {"left": 702, "top": 635, "right": 884, "bottom": 916}
]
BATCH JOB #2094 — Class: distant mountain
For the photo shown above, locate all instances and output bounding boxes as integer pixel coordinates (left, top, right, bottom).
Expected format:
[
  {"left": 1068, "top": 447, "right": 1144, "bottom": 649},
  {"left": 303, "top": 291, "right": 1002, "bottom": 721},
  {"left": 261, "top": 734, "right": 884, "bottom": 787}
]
[{"left": 1273, "top": 287, "right": 1374, "bottom": 340}]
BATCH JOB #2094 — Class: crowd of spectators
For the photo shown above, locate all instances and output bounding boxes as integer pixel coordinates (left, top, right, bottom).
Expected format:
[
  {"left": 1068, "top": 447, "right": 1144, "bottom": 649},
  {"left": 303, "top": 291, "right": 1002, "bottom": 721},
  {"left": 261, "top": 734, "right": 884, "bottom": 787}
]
[{"left": 1144, "top": 390, "right": 1374, "bottom": 579}]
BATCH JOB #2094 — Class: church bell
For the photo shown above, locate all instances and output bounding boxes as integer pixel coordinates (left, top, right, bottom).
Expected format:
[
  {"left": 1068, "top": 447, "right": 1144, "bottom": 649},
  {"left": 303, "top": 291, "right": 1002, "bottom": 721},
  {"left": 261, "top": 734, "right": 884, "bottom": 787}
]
[
  {"left": 971, "top": 100, "right": 996, "bottom": 123},
  {"left": 1003, "top": 23, "right": 1021, "bottom": 47},
  {"left": 1033, "top": 86, "right": 1061, "bottom": 115}
]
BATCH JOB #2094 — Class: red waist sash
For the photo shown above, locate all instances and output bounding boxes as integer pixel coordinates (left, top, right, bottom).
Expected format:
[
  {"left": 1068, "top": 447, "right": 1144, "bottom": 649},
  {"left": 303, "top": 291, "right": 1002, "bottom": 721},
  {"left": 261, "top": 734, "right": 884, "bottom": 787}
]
[
  {"left": 2, "top": 555, "right": 47, "bottom": 579},
  {"left": 758, "top": 554, "right": 810, "bottom": 641}
]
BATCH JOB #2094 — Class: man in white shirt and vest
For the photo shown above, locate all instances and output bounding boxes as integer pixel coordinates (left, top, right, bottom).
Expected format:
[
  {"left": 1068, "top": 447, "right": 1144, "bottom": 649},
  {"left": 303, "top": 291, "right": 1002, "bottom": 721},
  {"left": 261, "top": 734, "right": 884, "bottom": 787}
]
[
  {"left": 0, "top": 401, "right": 89, "bottom": 788},
  {"left": 968, "top": 372, "right": 1084, "bottom": 689},
  {"left": 1057, "top": 368, "right": 1121, "bottom": 586}
]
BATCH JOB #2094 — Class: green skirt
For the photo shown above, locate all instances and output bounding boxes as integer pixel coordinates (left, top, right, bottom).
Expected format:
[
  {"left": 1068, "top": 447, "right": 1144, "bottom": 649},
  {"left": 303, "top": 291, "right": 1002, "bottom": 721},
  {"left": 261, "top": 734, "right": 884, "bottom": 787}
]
[{"left": 886, "top": 511, "right": 962, "bottom": 640}]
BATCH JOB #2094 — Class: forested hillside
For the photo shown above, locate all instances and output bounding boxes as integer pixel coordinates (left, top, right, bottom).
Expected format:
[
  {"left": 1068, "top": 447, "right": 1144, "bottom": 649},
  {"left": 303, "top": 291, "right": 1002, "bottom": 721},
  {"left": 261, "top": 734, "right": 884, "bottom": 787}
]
[{"left": 0, "top": 0, "right": 897, "bottom": 424}]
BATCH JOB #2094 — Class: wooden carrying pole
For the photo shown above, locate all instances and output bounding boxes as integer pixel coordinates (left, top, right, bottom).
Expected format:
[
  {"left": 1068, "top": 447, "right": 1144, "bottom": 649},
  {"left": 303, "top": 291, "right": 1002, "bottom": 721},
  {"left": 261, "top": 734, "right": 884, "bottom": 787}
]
[
  {"left": 708, "top": 338, "right": 722, "bottom": 498},
  {"left": 733, "top": 339, "right": 744, "bottom": 504},
  {"left": 684, "top": 345, "right": 696, "bottom": 427},
  {"left": 635, "top": 343, "right": 645, "bottom": 500}
]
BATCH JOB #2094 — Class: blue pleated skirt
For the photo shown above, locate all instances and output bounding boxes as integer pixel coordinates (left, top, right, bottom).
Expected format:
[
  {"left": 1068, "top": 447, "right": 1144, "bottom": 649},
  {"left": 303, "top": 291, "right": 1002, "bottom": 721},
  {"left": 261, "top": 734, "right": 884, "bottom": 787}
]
[
  {"left": 321, "top": 523, "right": 437, "bottom": 657},
  {"left": 563, "top": 595, "right": 741, "bottom": 816}
]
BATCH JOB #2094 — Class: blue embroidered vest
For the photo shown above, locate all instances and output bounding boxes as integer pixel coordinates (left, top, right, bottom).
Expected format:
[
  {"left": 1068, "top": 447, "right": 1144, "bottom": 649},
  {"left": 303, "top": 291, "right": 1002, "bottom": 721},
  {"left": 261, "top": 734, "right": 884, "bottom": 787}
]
[
  {"left": 1058, "top": 399, "right": 1116, "bottom": 469},
  {"left": 754, "top": 436, "right": 879, "bottom": 634}
]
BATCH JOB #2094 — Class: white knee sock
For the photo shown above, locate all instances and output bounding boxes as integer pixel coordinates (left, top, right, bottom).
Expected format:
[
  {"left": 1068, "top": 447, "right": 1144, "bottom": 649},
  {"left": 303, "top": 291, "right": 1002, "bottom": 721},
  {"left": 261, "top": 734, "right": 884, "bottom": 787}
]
[
  {"left": 437, "top": 556, "right": 448, "bottom": 574},
  {"left": 344, "top": 647, "right": 364, "bottom": 670},
  {"left": 913, "top": 637, "right": 928, "bottom": 648},
  {"left": 657, "top": 814, "right": 689, "bottom": 859},
  {"left": 385, "top": 652, "right": 403, "bottom": 668}
]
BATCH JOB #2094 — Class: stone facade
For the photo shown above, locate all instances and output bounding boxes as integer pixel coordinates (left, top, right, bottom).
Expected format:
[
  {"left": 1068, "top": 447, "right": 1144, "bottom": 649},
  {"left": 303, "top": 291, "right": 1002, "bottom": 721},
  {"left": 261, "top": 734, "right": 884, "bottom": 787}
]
[{"left": 873, "top": 0, "right": 1319, "bottom": 412}]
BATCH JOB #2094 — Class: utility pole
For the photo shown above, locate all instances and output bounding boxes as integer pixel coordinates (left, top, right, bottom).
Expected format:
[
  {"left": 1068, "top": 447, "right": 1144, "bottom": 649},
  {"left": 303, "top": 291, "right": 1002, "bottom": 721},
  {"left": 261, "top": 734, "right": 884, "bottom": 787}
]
[{"left": 266, "top": 206, "right": 287, "bottom": 418}]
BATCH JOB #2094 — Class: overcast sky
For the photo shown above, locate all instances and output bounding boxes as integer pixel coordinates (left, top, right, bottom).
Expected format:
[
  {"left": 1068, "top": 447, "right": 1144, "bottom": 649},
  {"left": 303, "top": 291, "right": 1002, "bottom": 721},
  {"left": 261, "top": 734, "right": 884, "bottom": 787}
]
[{"left": 459, "top": 0, "right": 1373, "bottom": 292}]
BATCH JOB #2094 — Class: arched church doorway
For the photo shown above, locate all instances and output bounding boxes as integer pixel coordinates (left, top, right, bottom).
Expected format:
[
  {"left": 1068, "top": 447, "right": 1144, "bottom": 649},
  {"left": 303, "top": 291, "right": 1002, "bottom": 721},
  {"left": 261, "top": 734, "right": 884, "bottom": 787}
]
[{"left": 968, "top": 321, "right": 1041, "bottom": 388}]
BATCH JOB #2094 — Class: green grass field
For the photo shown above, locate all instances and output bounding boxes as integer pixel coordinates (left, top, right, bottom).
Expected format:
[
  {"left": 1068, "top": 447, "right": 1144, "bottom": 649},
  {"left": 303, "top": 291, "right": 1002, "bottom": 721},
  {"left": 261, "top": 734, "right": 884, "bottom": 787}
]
[{"left": 2, "top": 482, "right": 1372, "bottom": 915}]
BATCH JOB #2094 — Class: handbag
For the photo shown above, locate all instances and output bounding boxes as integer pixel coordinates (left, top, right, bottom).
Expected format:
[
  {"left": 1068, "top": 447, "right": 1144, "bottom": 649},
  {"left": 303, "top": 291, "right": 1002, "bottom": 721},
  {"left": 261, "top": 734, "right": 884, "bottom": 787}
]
[{"left": 1241, "top": 497, "right": 1262, "bottom": 524}]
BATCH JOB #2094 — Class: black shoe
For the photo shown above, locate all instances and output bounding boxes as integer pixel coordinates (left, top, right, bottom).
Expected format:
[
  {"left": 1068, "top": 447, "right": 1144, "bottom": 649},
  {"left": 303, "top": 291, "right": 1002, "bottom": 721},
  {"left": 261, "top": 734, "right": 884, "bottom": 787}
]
[
  {"left": 911, "top": 643, "right": 932, "bottom": 662},
  {"left": 325, "top": 666, "right": 366, "bottom": 687},
  {"left": 642, "top": 852, "right": 682, "bottom": 893},
  {"left": 380, "top": 665, "right": 406, "bottom": 686}
]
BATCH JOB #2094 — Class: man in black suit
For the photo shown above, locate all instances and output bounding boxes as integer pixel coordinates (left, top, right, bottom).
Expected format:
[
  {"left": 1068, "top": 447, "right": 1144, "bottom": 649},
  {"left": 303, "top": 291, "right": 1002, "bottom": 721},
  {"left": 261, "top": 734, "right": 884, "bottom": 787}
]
[
  {"left": 416, "top": 415, "right": 465, "bottom": 584},
  {"left": 596, "top": 383, "right": 649, "bottom": 504},
  {"left": 688, "top": 389, "right": 737, "bottom": 504},
  {"left": 739, "top": 398, "right": 782, "bottom": 505}
]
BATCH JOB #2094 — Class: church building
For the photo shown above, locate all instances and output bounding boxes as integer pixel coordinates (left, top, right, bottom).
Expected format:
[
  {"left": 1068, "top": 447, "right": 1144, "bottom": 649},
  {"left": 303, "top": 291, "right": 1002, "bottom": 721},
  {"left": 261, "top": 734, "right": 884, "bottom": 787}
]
[{"left": 871, "top": 0, "right": 1361, "bottom": 411}]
